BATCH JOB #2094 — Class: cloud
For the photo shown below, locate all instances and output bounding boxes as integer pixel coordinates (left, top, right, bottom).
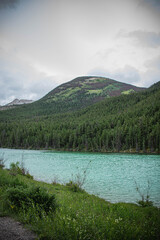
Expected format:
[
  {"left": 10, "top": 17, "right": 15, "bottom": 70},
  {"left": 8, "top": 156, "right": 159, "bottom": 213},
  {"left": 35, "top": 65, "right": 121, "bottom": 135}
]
[
  {"left": 0, "top": 69, "right": 59, "bottom": 105},
  {"left": 0, "top": 0, "right": 20, "bottom": 9},
  {"left": 128, "top": 31, "right": 160, "bottom": 48},
  {"left": 140, "top": 55, "right": 160, "bottom": 87},
  {"left": 139, "top": 0, "right": 160, "bottom": 10},
  {"left": 88, "top": 63, "right": 160, "bottom": 88},
  {"left": 0, "top": 47, "right": 61, "bottom": 105},
  {"left": 119, "top": 30, "right": 160, "bottom": 48},
  {"left": 0, "top": 0, "right": 160, "bottom": 105},
  {"left": 88, "top": 65, "right": 141, "bottom": 86},
  {"left": 145, "top": 55, "right": 160, "bottom": 69}
]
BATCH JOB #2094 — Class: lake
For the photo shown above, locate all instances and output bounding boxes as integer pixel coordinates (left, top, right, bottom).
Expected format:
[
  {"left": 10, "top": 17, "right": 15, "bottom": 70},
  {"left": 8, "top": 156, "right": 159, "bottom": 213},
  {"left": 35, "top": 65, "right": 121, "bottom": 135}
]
[{"left": 0, "top": 148, "right": 160, "bottom": 206}]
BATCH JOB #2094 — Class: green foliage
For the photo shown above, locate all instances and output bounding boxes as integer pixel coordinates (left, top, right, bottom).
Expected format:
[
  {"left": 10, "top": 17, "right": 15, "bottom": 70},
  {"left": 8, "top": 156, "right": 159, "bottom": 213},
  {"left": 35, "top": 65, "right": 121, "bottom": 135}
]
[
  {"left": 0, "top": 168, "right": 160, "bottom": 240},
  {"left": 137, "top": 200, "right": 153, "bottom": 207},
  {"left": 5, "top": 186, "right": 57, "bottom": 215},
  {"left": 0, "top": 155, "right": 5, "bottom": 169},
  {"left": 9, "top": 161, "right": 33, "bottom": 179},
  {"left": 10, "top": 161, "right": 22, "bottom": 176},
  {"left": 66, "top": 161, "right": 91, "bottom": 192},
  {"left": 135, "top": 181, "right": 153, "bottom": 207},
  {"left": 0, "top": 170, "right": 27, "bottom": 188},
  {"left": 122, "top": 89, "right": 135, "bottom": 95},
  {"left": 0, "top": 80, "right": 159, "bottom": 153},
  {"left": 66, "top": 181, "right": 84, "bottom": 192}
]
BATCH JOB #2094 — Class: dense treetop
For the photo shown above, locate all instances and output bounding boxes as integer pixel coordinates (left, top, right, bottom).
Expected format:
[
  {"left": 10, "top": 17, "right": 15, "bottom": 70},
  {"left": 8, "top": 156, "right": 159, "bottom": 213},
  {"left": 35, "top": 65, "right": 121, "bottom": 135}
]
[{"left": 0, "top": 77, "right": 159, "bottom": 153}]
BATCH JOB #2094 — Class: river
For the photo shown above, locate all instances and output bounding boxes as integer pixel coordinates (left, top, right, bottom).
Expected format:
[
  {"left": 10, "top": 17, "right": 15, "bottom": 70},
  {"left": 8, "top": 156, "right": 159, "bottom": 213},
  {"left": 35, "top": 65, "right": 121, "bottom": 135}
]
[{"left": 0, "top": 148, "right": 160, "bottom": 206}]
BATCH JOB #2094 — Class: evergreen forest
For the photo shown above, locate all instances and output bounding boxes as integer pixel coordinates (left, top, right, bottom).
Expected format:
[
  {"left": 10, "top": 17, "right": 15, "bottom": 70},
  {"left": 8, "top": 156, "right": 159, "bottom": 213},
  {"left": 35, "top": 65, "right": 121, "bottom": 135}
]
[{"left": 0, "top": 79, "right": 160, "bottom": 153}]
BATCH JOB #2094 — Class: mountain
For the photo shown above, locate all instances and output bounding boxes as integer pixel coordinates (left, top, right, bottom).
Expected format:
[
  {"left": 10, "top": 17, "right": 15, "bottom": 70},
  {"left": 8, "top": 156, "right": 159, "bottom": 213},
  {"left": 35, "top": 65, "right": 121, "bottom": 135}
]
[
  {"left": 0, "top": 99, "right": 33, "bottom": 111},
  {"left": 0, "top": 77, "right": 159, "bottom": 153},
  {"left": 0, "top": 76, "right": 144, "bottom": 119},
  {"left": 0, "top": 76, "right": 145, "bottom": 119},
  {"left": 45, "top": 76, "right": 145, "bottom": 100},
  {"left": 41, "top": 76, "right": 145, "bottom": 113},
  {"left": 6, "top": 98, "right": 33, "bottom": 106}
]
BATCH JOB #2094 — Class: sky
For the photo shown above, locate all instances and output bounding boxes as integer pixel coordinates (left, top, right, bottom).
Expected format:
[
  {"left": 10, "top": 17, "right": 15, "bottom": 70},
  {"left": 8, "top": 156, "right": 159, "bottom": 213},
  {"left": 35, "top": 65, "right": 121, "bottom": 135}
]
[{"left": 0, "top": 0, "right": 160, "bottom": 105}]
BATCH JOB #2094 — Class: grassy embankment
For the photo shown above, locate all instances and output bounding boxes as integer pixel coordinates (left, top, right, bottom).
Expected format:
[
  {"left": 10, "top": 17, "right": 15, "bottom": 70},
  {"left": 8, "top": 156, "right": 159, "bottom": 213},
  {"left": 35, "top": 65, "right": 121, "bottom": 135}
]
[{"left": 0, "top": 166, "right": 160, "bottom": 240}]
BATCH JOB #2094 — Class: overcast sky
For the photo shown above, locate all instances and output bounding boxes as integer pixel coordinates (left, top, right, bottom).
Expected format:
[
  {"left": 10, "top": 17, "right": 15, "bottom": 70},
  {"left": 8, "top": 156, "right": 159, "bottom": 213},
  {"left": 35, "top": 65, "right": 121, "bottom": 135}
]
[{"left": 0, "top": 0, "right": 160, "bottom": 105}]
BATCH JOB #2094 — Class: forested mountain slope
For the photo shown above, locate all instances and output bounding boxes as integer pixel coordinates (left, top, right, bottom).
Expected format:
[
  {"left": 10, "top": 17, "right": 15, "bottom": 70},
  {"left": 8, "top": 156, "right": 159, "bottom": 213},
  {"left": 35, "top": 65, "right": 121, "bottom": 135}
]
[
  {"left": 0, "top": 76, "right": 145, "bottom": 120},
  {"left": 0, "top": 80, "right": 159, "bottom": 153}
]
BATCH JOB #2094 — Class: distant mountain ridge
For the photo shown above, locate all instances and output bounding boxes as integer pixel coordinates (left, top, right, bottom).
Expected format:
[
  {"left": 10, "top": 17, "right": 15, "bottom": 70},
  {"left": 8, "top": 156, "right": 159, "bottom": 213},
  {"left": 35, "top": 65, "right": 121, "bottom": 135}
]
[
  {"left": 0, "top": 98, "right": 33, "bottom": 111},
  {"left": 6, "top": 98, "right": 33, "bottom": 106},
  {"left": 39, "top": 76, "right": 146, "bottom": 114},
  {"left": 0, "top": 76, "right": 146, "bottom": 117}
]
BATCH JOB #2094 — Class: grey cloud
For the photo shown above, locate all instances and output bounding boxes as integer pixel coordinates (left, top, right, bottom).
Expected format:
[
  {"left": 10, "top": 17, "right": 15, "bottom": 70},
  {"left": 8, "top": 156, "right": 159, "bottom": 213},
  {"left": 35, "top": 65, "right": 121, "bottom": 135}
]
[
  {"left": 144, "top": 55, "right": 160, "bottom": 69},
  {"left": 112, "top": 66, "right": 141, "bottom": 86},
  {"left": 0, "top": 71, "right": 58, "bottom": 105},
  {"left": 95, "top": 48, "right": 116, "bottom": 61},
  {"left": 139, "top": 0, "right": 160, "bottom": 9},
  {"left": 0, "top": 72, "right": 23, "bottom": 105},
  {"left": 89, "top": 62, "right": 160, "bottom": 88},
  {"left": 0, "top": 58, "right": 58, "bottom": 105},
  {"left": 0, "top": 0, "right": 160, "bottom": 103},
  {"left": 88, "top": 65, "right": 141, "bottom": 86},
  {"left": 87, "top": 68, "right": 110, "bottom": 78},
  {"left": 123, "top": 30, "right": 160, "bottom": 48},
  {"left": 0, "top": 0, "right": 20, "bottom": 9},
  {"left": 142, "top": 55, "right": 160, "bottom": 86},
  {"left": 130, "top": 31, "right": 160, "bottom": 48}
]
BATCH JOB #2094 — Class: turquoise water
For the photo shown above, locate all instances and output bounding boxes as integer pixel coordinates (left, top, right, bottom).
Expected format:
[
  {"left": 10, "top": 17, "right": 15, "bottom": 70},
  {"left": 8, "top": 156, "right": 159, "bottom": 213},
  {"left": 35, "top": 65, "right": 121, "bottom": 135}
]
[{"left": 0, "top": 148, "right": 160, "bottom": 206}]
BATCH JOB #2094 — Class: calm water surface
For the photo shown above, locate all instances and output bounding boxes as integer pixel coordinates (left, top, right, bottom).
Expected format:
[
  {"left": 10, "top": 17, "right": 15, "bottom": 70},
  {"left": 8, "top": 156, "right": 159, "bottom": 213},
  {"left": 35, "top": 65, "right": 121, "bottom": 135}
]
[{"left": 1, "top": 148, "right": 160, "bottom": 206}]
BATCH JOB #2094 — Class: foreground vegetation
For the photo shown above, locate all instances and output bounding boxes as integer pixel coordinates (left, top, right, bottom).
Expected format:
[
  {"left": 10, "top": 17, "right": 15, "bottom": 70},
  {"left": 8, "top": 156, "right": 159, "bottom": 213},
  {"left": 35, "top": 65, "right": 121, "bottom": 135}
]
[{"left": 0, "top": 166, "right": 160, "bottom": 240}]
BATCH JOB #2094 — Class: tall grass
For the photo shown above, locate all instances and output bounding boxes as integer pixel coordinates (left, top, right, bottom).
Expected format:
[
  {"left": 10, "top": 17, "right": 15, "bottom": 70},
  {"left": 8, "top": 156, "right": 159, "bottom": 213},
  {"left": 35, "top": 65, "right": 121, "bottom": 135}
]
[{"left": 0, "top": 167, "right": 160, "bottom": 240}]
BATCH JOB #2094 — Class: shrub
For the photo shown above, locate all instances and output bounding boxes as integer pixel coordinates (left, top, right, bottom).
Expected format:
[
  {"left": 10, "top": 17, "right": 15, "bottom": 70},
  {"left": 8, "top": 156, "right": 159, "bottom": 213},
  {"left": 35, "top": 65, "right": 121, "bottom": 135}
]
[
  {"left": 137, "top": 200, "right": 153, "bottom": 207},
  {"left": 25, "top": 172, "right": 34, "bottom": 179},
  {"left": 9, "top": 161, "right": 33, "bottom": 179},
  {"left": 0, "top": 153, "right": 6, "bottom": 169},
  {"left": 6, "top": 186, "right": 57, "bottom": 215},
  {"left": 135, "top": 180, "right": 153, "bottom": 207},
  {"left": 10, "top": 162, "right": 23, "bottom": 176},
  {"left": 66, "top": 160, "right": 91, "bottom": 192},
  {"left": 0, "top": 172, "right": 27, "bottom": 188},
  {"left": 66, "top": 181, "right": 84, "bottom": 192}
]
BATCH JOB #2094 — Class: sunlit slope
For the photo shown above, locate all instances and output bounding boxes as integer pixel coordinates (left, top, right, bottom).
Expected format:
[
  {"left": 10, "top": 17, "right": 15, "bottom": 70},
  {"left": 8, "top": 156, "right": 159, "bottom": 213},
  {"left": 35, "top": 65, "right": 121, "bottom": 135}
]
[
  {"left": 42, "top": 76, "right": 145, "bottom": 110},
  {"left": 0, "top": 76, "right": 145, "bottom": 120}
]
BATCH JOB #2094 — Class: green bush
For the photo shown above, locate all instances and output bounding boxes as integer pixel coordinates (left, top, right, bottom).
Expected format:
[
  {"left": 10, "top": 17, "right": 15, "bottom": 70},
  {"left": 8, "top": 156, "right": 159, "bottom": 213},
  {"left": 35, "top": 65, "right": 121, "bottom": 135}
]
[
  {"left": 6, "top": 186, "right": 57, "bottom": 214},
  {"left": 0, "top": 157, "right": 5, "bottom": 169},
  {"left": 25, "top": 172, "right": 33, "bottom": 179},
  {"left": 0, "top": 172, "right": 27, "bottom": 188},
  {"left": 66, "top": 181, "right": 84, "bottom": 192},
  {"left": 9, "top": 161, "right": 33, "bottom": 179},
  {"left": 10, "top": 162, "right": 24, "bottom": 176},
  {"left": 135, "top": 181, "right": 153, "bottom": 207},
  {"left": 138, "top": 200, "right": 153, "bottom": 207}
]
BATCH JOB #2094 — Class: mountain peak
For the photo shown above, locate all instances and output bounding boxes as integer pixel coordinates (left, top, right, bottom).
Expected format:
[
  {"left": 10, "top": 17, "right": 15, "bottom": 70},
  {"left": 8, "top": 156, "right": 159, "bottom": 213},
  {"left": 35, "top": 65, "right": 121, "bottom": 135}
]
[
  {"left": 6, "top": 98, "right": 33, "bottom": 106},
  {"left": 44, "top": 76, "right": 145, "bottom": 104}
]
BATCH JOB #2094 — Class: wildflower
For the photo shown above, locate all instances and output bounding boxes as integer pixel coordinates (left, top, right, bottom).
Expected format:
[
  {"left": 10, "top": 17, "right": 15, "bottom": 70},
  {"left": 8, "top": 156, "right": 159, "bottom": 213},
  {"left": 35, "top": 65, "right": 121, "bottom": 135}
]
[{"left": 115, "top": 217, "right": 122, "bottom": 223}]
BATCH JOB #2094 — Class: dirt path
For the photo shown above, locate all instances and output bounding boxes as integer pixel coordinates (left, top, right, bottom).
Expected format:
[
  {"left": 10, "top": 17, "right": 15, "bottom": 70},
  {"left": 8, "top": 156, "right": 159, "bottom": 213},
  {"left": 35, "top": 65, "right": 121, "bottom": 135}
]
[{"left": 0, "top": 217, "right": 37, "bottom": 240}]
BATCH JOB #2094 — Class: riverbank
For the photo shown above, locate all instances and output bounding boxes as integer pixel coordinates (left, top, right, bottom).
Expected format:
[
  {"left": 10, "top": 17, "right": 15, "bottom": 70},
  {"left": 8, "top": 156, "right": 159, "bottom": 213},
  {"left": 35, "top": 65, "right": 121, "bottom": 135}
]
[
  {"left": 0, "top": 146, "right": 159, "bottom": 154},
  {"left": 0, "top": 167, "right": 160, "bottom": 240}
]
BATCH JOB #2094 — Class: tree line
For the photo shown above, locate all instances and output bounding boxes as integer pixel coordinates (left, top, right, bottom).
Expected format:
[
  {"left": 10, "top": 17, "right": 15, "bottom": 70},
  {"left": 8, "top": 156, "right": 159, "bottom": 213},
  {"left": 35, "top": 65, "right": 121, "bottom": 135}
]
[{"left": 0, "top": 82, "right": 160, "bottom": 153}]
